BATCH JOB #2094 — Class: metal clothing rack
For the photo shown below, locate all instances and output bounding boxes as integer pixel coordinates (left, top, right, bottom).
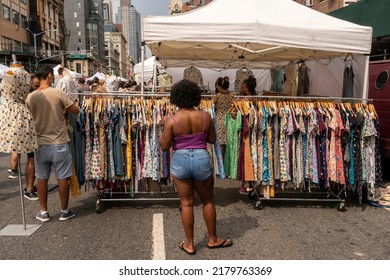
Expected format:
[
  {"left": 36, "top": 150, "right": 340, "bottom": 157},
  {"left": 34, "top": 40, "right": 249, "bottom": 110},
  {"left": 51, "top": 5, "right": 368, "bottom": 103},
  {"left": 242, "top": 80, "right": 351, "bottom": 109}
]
[
  {"left": 68, "top": 93, "right": 180, "bottom": 213},
  {"left": 248, "top": 184, "right": 347, "bottom": 211},
  {"left": 232, "top": 96, "right": 372, "bottom": 212},
  {"left": 70, "top": 92, "right": 372, "bottom": 212}
]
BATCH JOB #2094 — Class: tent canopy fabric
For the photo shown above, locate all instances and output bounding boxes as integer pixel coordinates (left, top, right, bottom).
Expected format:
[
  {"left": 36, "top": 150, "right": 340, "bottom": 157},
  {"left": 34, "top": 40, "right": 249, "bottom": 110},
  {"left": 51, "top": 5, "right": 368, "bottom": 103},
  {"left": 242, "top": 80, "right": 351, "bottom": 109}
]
[
  {"left": 0, "top": 63, "right": 10, "bottom": 78},
  {"left": 133, "top": 56, "right": 165, "bottom": 83},
  {"left": 143, "top": 0, "right": 373, "bottom": 69},
  {"left": 53, "top": 65, "right": 82, "bottom": 79},
  {"left": 86, "top": 72, "right": 106, "bottom": 82}
]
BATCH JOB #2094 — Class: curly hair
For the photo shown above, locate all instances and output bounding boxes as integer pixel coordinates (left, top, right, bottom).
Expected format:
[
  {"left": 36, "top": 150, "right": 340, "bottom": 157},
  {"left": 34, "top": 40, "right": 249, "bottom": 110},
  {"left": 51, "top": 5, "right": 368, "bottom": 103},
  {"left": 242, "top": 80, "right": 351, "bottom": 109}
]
[
  {"left": 243, "top": 76, "right": 257, "bottom": 95},
  {"left": 215, "top": 76, "right": 230, "bottom": 90},
  {"left": 170, "top": 79, "right": 201, "bottom": 108}
]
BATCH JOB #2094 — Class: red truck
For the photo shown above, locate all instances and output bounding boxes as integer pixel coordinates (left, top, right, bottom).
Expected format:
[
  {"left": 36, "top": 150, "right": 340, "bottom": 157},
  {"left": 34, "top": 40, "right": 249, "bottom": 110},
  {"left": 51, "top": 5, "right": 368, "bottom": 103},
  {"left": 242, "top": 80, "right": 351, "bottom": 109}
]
[{"left": 369, "top": 60, "right": 390, "bottom": 168}]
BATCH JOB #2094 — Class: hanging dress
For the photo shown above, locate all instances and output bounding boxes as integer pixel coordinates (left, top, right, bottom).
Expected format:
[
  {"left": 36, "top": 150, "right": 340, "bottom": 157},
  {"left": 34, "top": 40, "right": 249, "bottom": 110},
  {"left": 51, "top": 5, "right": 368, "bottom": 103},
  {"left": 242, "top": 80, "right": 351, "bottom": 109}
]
[
  {"left": 283, "top": 63, "right": 298, "bottom": 96},
  {"left": 297, "top": 64, "right": 310, "bottom": 96},
  {"left": 224, "top": 110, "right": 242, "bottom": 179},
  {"left": 0, "top": 65, "right": 38, "bottom": 153},
  {"left": 214, "top": 91, "right": 234, "bottom": 145}
]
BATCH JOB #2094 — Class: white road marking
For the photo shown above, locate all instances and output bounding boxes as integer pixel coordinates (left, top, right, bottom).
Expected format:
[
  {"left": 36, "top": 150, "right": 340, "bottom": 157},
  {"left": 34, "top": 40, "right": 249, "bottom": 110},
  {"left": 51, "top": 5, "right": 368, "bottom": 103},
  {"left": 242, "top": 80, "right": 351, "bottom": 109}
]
[
  {"left": 152, "top": 213, "right": 166, "bottom": 260},
  {"left": 385, "top": 208, "right": 390, "bottom": 212}
]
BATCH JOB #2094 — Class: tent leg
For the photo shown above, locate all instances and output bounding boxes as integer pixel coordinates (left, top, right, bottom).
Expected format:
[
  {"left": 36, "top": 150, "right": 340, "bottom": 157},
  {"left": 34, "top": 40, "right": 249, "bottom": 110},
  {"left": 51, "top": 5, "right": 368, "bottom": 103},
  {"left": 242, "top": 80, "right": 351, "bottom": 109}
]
[
  {"left": 362, "top": 55, "right": 369, "bottom": 104},
  {"left": 141, "top": 42, "right": 145, "bottom": 96}
]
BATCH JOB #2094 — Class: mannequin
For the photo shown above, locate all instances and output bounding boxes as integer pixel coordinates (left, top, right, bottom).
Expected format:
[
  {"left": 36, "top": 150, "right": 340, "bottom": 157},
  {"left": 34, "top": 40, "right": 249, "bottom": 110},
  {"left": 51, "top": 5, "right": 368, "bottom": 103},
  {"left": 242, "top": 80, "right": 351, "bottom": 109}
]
[{"left": 0, "top": 60, "right": 38, "bottom": 153}]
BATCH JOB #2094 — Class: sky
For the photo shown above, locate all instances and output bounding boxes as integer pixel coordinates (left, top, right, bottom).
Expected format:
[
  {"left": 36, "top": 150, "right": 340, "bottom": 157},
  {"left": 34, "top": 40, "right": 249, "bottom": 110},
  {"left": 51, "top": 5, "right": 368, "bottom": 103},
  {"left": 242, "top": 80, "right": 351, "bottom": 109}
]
[{"left": 112, "top": 0, "right": 171, "bottom": 19}]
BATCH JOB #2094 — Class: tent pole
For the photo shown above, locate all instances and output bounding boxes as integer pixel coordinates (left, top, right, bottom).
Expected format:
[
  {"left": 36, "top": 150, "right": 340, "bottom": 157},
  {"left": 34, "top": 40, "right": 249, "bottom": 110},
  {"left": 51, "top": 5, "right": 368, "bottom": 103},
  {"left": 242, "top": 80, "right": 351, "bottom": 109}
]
[
  {"left": 152, "top": 58, "right": 157, "bottom": 92},
  {"left": 141, "top": 42, "right": 145, "bottom": 96},
  {"left": 362, "top": 55, "right": 369, "bottom": 104}
]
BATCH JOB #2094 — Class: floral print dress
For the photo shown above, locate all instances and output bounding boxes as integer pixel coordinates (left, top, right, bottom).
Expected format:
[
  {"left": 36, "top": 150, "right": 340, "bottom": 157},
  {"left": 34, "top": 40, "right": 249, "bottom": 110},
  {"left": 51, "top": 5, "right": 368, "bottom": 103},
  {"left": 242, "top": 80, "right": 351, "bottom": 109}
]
[{"left": 0, "top": 65, "right": 38, "bottom": 153}]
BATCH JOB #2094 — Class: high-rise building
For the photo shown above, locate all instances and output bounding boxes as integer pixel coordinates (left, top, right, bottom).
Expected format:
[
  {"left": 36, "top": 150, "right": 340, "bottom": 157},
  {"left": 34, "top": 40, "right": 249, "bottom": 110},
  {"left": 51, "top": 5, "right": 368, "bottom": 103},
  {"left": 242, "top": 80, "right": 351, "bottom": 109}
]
[
  {"left": 103, "top": 0, "right": 114, "bottom": 23},
  {"left": 64, "top": 0, "right": 105, "bottom": 70},
  {"left": 104, "top": 31, "right": 127, "bottom": 76},
  {"left": 115, "top": 1, "right": 141, "bottom": 64}
]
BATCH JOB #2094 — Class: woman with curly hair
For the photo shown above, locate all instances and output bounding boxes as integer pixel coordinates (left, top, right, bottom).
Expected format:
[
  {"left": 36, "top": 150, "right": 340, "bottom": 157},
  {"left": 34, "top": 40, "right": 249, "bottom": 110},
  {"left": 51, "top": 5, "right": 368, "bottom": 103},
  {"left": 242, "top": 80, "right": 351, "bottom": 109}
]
[
  {"left": 160, "top": 79, "right": 233, "bottom": 255},
  {"left": 212, "top": 76, "right": 233, "bottom": 160}
]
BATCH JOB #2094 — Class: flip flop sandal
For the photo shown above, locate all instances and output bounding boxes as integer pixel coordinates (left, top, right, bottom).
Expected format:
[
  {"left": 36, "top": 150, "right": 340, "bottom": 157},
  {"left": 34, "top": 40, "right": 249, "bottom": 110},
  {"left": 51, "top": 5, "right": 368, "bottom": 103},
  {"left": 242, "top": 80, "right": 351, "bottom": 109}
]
[
  {"left": 179, "top": 241, "right": 196, "bottom": 255},
  {"left": 207, "top": 238, "right": 233, "bottom": 249}
]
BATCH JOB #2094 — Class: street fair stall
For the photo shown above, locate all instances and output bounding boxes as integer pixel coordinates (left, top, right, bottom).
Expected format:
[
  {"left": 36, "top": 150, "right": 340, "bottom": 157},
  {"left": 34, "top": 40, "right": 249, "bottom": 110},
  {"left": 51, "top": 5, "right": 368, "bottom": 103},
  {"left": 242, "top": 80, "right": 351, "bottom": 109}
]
[
  {"left": 69, "top": 0, "right": 381, "bottom": 212},
  {"left": 140, "top": 0, "right": 382, "bottom": 210}
]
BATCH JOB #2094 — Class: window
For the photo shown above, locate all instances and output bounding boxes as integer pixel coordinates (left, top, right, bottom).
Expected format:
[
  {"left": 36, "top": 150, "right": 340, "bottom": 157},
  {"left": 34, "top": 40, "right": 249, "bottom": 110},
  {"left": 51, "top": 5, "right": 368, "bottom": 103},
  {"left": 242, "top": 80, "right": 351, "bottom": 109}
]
[
  {"left": 21, "top": 15, "right": 28, "bottom": 28},
  {"left": 1, "top": 37, "right": 12, "bottom": 51},
  {"left": 12, "top": 10, "right": 19, "bottom": 25},
  {"left": 21, "top": 0, "right": 27, "bottom": 4},
  {"left": 74, "top": 12, "right": 77, "bottom": 18},
  {"left": 76, "top": 21, "right": 80, "bottom": 27},
  {"left": 2, "top": 5, "right": 10, "bottom": 21},
  {"left": 14, "top": 41, "right": 22, "bottom": 52},
  {"left": 78, "top": 31, "right": 81, "bottom": 36},
  {"left": 305, "top": 0, "right": 313, "bottom": 6},
  {"left": 77, "top": 2, "right": 81, "bottom": 8},
  {"left": 76, "top": 63, "right": 81, "bottom": 73},
  {"left": 375, "top": 70, "right": 389, "bottom": 90}
]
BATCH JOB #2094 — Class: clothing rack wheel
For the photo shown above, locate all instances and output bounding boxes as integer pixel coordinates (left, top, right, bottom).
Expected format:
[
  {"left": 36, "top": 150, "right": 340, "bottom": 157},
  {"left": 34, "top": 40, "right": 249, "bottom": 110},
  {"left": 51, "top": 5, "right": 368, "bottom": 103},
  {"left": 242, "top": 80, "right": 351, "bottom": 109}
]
[
  {"left": 336, "top": 202, "right": 347, "bottom": 212},
  {"left": 96, "top": 198, "right": 102, "bottom": 214},
  {"left": 249, "top": 184, "right": 348, "bottom": 212},
  {"left": 253, "top": 200, "right": 263, "bottom": 210}
]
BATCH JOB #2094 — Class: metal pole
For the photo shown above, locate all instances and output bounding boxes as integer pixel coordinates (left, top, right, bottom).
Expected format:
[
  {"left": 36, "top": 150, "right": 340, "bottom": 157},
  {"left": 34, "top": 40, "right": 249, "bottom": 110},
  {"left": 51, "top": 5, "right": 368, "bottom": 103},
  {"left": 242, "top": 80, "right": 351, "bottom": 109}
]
[
  {"left": 34, "top": 34, "right": 38, "bottom": 68},
  {"left": 141, "top": 42, "right": 145, "bottom": 96},
  {"left": 17, "top": 156, "right": 27, "bottom": 230},
  {"left": 362, "top": 55, "right": 370, "bottom": 105}
]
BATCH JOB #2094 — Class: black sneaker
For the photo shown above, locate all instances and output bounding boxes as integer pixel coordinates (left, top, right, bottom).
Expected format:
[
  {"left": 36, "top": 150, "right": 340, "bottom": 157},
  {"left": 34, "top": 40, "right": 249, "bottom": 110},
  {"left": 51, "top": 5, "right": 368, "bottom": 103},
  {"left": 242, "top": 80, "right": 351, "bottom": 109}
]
[
  {"left": 59, "top": 209, "right": 76, "bottom": 221},
  {"left": 24, "top": 185, "right": 37, "bottom": 193},
  {"left": 36, "top": 211, "right": 50, "bottom": 222},
  {"left": 8, "top": 170, "right": 19, "bottom": 179},
  {"left": 24, "top": 190, "right": 38, "bottom": 201}
]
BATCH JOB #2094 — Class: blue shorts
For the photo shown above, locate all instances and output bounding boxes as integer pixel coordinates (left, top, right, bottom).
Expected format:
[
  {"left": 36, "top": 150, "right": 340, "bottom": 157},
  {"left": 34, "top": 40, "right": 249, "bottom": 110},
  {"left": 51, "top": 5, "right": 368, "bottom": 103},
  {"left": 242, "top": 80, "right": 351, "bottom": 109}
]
[
  {"left": 170, "top": 149, "right": 212, "bottom": 181},
  {"left": 34, "top": 143, "right": 73, "bottom": 180}
]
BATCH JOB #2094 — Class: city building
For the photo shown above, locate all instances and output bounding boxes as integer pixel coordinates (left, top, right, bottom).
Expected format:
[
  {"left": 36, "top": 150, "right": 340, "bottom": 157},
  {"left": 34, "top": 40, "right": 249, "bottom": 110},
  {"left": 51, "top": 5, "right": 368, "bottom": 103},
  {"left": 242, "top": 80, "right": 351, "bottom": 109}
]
[
  {"left": 169, "top": 0, "right": 214, "bottom": 14},
  {"left": 0, "top": 0, "right": 64, "bottom": 72},
  {"left": 104, "top": 31, "right": 127, "bottom": 77},
  {"left": 169, "top": 0, "right": 183, "bottom": 14},
  {"left": 64, "top": 0, "right": 105, "bottom": 75},
  {"left": 0, "top": 0, "right": 30, "bottom": 68},
  {"left": 294, "top": 0, "right": 359, "bottom": 13},
  {"left": 329, "top": 0, "right": 389, "bottom": 60},
  {"left": 115, "top": 1, "right": 141, "bottom": 64},
  {"left": 103, "top": 0, "right": 114, "bottom": 24}
]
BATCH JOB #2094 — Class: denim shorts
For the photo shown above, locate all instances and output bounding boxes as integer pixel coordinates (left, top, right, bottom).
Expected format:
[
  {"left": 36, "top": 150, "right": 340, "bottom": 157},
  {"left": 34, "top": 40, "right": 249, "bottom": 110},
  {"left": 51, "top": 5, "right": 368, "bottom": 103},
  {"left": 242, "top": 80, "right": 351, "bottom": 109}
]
[
  {"left": 34, "top": 143, "right": 73, "bottom": 180},
  {"left": 170, "top": 149, "right": 212, "bottom": 181}
]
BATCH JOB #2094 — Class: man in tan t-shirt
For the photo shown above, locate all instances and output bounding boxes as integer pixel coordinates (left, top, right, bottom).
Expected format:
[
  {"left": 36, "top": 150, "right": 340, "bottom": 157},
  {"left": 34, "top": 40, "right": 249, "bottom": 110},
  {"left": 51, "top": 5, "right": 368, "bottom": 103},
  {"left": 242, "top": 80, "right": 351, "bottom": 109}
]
[{"left": 26, "top": 65, "right": 80, "bottom": 222}]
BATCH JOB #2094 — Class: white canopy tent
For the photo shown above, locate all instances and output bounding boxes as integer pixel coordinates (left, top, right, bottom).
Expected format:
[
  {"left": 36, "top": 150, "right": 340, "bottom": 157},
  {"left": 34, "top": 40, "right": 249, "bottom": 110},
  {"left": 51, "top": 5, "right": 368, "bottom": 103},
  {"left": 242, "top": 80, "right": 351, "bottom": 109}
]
[
  {"left": 143, "top": 0, "right": 373, "bottom": 97},
  {"left": 86, "top": 72, "right": 106, "bottom": 82},
  {"left": 0, "top": 63, "right": 10, "bottom": 78},
  {"left": 53, "top": 65, "right": 82, "bottom": 79},
  {"left": 133, "top": 56, "right": 164, "bottom": 84}
]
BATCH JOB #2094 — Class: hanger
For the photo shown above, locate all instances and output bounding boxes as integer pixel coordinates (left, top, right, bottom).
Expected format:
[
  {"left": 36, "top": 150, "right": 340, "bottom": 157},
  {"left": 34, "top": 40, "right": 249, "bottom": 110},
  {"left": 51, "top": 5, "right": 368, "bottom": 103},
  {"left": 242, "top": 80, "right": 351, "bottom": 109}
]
[{"left": 344, "top": 53, "right": 354, "bottom": 62}]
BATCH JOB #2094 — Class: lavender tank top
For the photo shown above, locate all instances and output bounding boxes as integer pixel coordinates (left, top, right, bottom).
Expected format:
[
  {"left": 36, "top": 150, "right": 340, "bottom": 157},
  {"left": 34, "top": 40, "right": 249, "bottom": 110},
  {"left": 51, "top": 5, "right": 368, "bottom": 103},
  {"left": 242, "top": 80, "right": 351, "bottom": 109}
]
[{"left": 171, "top": 111, "right": 208, "bottom": 150}]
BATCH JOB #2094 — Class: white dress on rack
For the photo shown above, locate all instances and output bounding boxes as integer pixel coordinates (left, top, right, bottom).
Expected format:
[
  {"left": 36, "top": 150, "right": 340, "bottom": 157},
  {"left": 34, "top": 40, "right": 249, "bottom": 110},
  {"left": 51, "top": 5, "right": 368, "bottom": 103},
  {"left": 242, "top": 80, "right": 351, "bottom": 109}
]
[{"left": 0, "top": 65, "right": 38, "bottom": 153}]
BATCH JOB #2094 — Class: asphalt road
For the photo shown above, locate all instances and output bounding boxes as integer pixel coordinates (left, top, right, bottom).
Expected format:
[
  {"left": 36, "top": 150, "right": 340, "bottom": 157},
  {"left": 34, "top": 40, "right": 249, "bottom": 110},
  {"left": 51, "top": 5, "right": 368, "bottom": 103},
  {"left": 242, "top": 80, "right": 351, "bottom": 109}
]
[{"left": 0, "top": 152, "right": 390, "bottom": 260}]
